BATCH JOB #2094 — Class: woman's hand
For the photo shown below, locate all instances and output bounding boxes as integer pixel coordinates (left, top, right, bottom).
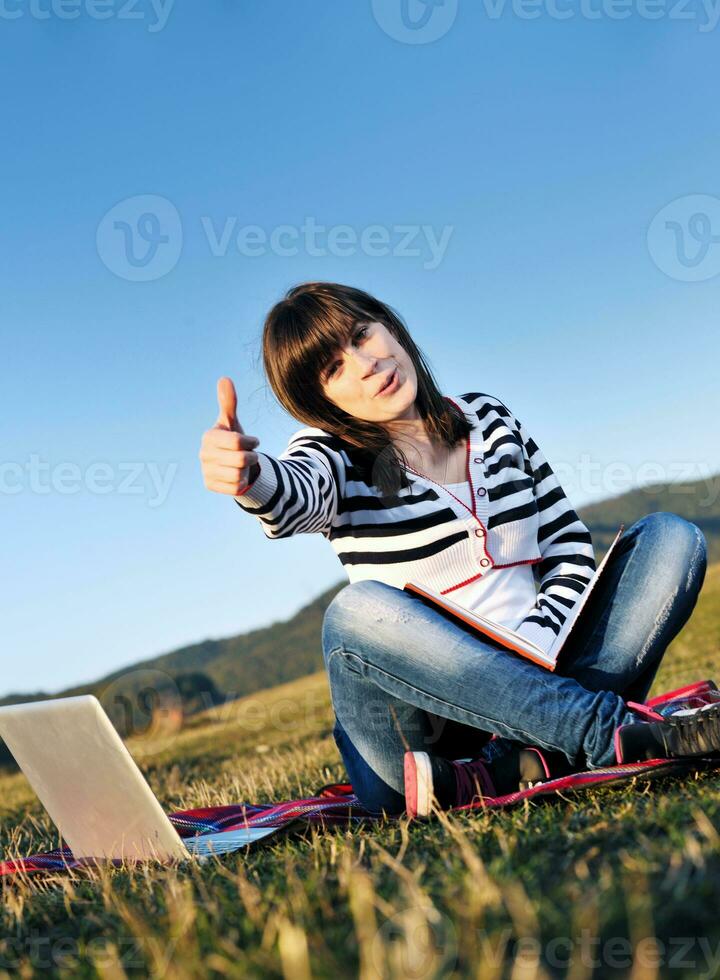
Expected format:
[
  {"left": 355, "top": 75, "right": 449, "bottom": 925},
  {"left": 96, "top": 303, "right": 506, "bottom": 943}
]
[{"left": 199, "top": 377, "right": 261, "bottom": 498}]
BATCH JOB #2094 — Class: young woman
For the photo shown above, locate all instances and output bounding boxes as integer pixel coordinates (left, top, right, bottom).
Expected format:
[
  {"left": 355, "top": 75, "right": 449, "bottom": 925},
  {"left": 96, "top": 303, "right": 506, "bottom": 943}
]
[{"left": 199, "top": 281, "right": 715, "bottom": 818}]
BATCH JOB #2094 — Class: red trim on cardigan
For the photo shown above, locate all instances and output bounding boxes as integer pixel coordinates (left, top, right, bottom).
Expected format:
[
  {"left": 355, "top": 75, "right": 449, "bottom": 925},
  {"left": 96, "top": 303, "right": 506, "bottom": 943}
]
[
  {"left": 401, "top": 396, "right": 498, "bottom": 593},
  {"left": 403, "top": 460, "right": 497, "bottom": 590},
  {"left": 493, "top": 557, "right": 543, "bottom": 569},
  {"left": 444, "top": 394, "right": 479, "bottom": 517}
]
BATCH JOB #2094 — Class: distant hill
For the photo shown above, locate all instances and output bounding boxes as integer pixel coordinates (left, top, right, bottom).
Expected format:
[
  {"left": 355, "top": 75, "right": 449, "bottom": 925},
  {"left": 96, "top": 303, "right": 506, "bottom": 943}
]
[
  {"left": 579, "top": 474, "right": 720, "bottom": 563},
  {"left": 2, "top": 473, "right": 718, "bottom": 725}
]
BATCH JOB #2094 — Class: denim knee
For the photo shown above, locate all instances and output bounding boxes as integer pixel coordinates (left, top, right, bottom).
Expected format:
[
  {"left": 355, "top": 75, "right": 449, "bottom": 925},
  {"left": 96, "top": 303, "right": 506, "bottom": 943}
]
[
  {"left": 634, "top": 512, "right": 707, "bottom": 576},
  {"left": 321, "top": 580, "right": 398, "bottom": 665},
  {"left": 637, "top": 512, "right": 706, "bottom": 555},
  {"left": 321, "top": 587, "right": 352, "bottom": 667}
]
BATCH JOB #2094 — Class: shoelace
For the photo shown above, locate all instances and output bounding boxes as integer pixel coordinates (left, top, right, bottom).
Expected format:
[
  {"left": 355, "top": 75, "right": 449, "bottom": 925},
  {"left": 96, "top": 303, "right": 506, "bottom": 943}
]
[{"left": 450, "top": 759, "right": 496, "bottom": 805}]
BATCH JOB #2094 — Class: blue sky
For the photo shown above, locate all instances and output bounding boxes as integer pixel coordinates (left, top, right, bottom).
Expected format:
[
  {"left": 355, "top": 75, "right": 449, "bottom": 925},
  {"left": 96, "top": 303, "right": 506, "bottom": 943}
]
[{"left": 1, "top": 2, "right": 719, "bottom": 696}]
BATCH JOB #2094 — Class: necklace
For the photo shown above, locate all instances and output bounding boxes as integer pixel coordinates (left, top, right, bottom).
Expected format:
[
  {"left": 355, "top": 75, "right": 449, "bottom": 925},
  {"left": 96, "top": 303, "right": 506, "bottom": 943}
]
[{"left": 441, "top": 443, "right": 450, "bottom": 484}]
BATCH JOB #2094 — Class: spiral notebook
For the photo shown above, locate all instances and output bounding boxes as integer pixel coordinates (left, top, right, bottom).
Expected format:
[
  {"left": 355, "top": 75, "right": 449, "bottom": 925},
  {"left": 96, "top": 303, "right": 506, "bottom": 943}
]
[{"left": 403, "top": 524, "right": 625, "bottom": 671}]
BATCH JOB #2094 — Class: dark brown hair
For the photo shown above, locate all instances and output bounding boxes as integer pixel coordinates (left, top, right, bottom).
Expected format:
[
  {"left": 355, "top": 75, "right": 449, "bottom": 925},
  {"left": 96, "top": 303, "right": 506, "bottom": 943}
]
[{"left": 261, "top": 281, "right": 474, "bottom": 495}]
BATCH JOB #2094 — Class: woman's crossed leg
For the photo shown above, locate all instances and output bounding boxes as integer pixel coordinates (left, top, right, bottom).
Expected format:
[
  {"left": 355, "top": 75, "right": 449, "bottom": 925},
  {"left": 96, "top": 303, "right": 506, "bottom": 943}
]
[{"left": 321, "top": 512, "right": 708, "bottom": 814}]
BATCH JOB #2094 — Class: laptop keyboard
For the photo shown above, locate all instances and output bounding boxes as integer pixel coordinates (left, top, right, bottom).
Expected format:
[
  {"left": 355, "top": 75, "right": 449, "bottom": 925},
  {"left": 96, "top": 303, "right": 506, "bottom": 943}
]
[{"left": 183, "top": 826, "right": 278, "bottom": 858}]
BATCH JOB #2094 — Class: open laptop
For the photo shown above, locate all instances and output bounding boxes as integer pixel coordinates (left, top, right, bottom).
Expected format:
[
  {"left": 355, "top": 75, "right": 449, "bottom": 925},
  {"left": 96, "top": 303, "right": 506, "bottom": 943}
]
[{"left": 0, "top": 694, "right": 277, "bottom": 864}]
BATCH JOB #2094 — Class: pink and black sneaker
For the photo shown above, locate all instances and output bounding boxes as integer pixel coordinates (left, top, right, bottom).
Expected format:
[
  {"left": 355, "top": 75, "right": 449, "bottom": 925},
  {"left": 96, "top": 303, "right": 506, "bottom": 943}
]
[
  {"left": 404, "top": 753, "right": 495, "bottom": 818},
  {"left": 403, "top": 745, "right": 575, "bottom": 818},
  {"left": 616, "top": 692, "right": 720, "bottom": 763}
]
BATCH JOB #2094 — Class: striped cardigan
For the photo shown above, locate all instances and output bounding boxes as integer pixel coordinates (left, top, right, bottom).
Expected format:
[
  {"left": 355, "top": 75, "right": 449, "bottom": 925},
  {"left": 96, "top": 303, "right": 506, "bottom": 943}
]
[{"left": 235, "top": 391, "right": 596, "bottom": 654}]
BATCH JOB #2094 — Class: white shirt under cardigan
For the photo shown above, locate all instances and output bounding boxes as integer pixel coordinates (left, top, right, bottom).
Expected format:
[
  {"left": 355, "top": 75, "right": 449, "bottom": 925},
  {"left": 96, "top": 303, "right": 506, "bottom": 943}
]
[
  {"left": 234, "top": 390, "right": 596, "bottom": 655},
  {"left": 438, "top": 478, "right": 539, "bottom": 629}
]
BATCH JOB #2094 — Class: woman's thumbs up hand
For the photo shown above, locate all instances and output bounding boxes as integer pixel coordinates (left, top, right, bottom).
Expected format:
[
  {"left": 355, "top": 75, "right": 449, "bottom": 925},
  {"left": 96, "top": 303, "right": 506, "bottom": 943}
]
[
  {"left": 199, "top": 377, "right": 261, "bottom": 498},
  {"left": 216, "top": 376, "right": 240, "bottom": 432}
]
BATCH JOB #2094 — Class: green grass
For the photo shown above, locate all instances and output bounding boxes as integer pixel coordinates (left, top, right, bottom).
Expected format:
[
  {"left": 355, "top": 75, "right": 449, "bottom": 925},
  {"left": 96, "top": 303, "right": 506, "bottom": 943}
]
[{"left": 1, "top": 565, "right": 720, "bottom": 979}]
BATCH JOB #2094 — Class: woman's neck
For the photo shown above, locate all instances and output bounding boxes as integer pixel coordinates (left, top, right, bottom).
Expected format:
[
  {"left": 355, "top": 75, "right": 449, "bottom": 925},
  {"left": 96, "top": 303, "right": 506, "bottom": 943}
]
[
  {"left": 387, "top": 428, "right": 449, "bottom": 473},
  {"left": 382, "top": 402, "right": 450, "bottom": 471}
]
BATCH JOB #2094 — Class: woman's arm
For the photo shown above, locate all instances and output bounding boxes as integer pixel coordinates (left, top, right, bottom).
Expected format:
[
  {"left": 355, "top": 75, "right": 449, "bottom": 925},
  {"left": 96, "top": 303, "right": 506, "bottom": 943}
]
[
  {"left": 233, "top": 433, "right": 344, "bottom": 540},
  {"left": 496, "top": 399, "right": 596, "bottom": 651}
]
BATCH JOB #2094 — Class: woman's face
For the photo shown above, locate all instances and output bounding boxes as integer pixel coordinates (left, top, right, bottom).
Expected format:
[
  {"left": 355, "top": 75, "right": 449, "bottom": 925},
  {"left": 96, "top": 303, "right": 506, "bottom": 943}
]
[{"left": 319, "top": 320, "right": 418, "bottom": 422}]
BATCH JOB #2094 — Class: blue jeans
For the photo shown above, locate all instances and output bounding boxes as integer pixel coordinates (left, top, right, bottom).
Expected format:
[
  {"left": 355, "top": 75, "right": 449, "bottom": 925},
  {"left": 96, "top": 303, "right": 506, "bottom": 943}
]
[{"left": 321, "top": 512, "right": 708, "bottom": 815}]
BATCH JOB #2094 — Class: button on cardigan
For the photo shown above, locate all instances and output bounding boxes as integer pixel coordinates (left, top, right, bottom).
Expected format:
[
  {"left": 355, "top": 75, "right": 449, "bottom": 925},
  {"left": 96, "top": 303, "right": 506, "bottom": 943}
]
[
  {"left": 234, "top": 391, "right": 597, "bottom": 655},
  {"left": 432, "top": 477, "right": 540, "bottom": 630}
]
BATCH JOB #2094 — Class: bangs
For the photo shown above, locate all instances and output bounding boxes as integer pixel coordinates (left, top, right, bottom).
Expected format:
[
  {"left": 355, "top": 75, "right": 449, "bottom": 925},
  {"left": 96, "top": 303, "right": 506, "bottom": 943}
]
[{"left": 277, "top": 293, "right": 377, "bottom": 390}]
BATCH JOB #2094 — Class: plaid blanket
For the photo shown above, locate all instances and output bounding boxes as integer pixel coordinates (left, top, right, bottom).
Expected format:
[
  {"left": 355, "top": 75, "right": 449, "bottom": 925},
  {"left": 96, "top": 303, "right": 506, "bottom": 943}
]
[{"left": 2, "top": 678, "right": 720, "bottom": 876}]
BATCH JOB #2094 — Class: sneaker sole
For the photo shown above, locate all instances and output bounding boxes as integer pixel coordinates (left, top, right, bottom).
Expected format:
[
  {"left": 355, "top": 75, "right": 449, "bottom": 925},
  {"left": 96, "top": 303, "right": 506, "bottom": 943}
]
[
  {"left": 662, "top": 701, "right": 720, "bottom": 757},
  {"left": 404, "top": 751, "right": 433, "bottom": 819},
  {"left": 665, "top": 701, "right": 720, "bottom": 758},
  {"left": 617, "top": 700, "right": 720, "bottom": 763}
]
